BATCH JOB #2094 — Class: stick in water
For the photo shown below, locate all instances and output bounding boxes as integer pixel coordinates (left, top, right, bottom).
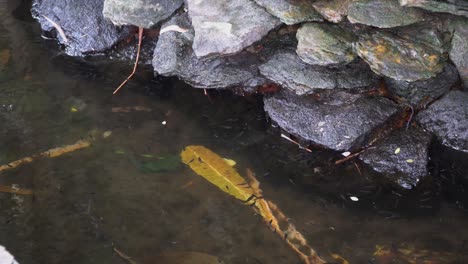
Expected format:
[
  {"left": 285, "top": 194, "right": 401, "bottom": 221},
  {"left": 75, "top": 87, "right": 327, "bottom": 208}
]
[{"left": 113, "top": 27, "right": 144, "bottom": 95}]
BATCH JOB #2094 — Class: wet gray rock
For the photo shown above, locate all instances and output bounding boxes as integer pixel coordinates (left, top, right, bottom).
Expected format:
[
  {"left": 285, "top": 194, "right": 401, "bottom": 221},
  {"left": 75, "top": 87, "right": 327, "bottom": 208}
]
[
  {"left": 348, "top": 0, "right": 426, "bottom": 28},
  {"left": 400, "top": 0, "right": 468, "bottom": 18},
  {"left": 449, "top": 18, "right": 468, "bottom": 88},
  {"left": 252, "top": 0, "right": 323, "bottom": 25},
  {"left": 312, "top": 0, "right": 351, "bottom": 23},
  {"left": 259, "top": 50, "right": 378, "bottom": 95},
  {"left": 102, "top": 0, "right": 183, "bottom": 28},
  {"left": 264, "top": 91, "right": 400, "bottom": 151},
  {"left": 359, "top": 127, "right": 432, "bottom": 189},
  {"left": 186, "top": 0, "right": 281, "bottom": 58},
  {"left": 296, "top": 23, "right": 357, "bottom": 66},
  {"left": 354, "top": 31, "right": 446, "bottom": 82},
  {"left": 152, "top": 14, "right": 265, "bottom": 89},
  {"left": 385, "top": 64, "right": 459, "bottom": 106},
  {"left": 32, "top": 0, "right": 125, "bottom": 56},
  {"left": 417, "top": 91, "right": 468, "bottom": 153}
]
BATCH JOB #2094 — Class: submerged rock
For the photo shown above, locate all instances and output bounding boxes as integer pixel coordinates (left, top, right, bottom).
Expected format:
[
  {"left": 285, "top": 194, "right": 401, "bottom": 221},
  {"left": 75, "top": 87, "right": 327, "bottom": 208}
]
[
  {"left": 347, "top": 0, "right": 426, "bottom": 28},
  {"left": 102, "top": 0, "right": 183, "bottom": 28},
  {"left": 264, "top": 91, "right": 399, "bottom": 151},
  {"left": 355, "top": 31, "right": 446, "bottom": 81},
  {"left": 259, "top": 50, "right": 378, "bottom": 95},
  {"left": 32, "top": 0, "right": 125, "bottom": 56},
  {"left": 186, "top": 0, "right": 281, "bottom": 58},
  {"left": 152, "top": 14, "right": 265, "bottom": 89},
  {"left": 252, "top": 0, "right": 323, "bottom": 25},
  {"left": 417, "top": 91, "right": 468, "bottom": 153},
  {"left": 400, "top": 0, "right": 468, "bottom": 18},
  {"left": 449, "top": 18, "right": 468, "bottom": 88},
  {"left": 296, "top": 23, "right": 357, "bottom": 66},
  {"left": 359, "top": 127, "right": 432, "bottom": 189},
  {"left": 385, "top": 63, "right": 459, "bottom": 106},
  {"left": 312, "top": 0, "right": 351, "bottom": 23}
]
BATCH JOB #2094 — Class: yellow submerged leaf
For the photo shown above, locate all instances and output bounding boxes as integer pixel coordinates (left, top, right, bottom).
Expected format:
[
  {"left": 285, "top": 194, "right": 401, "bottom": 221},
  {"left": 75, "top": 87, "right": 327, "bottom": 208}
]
[
  {"left": 223, "top": 158, "right": 236, "bottom": 166},
  {"left": 181, "top": 145, "right": 254, "bottom": 203}
]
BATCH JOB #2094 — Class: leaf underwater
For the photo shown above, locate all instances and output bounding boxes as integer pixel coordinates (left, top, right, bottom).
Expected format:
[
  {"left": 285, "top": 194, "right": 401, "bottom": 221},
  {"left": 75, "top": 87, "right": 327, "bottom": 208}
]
[{"left": 180, "top": 145, "right": 255, "bottom": 203}]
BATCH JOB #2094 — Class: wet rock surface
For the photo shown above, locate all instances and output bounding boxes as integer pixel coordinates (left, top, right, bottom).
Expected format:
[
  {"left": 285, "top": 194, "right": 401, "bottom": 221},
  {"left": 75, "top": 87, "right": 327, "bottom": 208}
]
[
  {"left": 263, "top": 91, "right": 400, "bottom": 151},
  {"left": 385, "top": 63, "right": 459, "bottom": 106},
  {"left": 417, "top": 91, "right": 468, "bottom": 153},
  {"left": 259, "top": 50, "right": 378, "bottom": 95},
  {"left": 32, "top": 0, "right": 125, "bottom": 56},
  {"left": 355, "top": 31, "right": 446, "bottom": 81},
  {"left": 449, "top": 18, "right": 468, "bottom": 88},
  {"left": 186, "top": 0, "right": 281, "bottom": 58},
  {"left": 102, "top": 0, "right": 183, "bottom": 28},
  {"left": 359, "top": 127, "right": 432, "bottom": 189},
  {"left": 152, "top": 14, "right": 265, "bottom": 89},
  {"left": 347, "top": 0, "right": 426, "bottom": 28},
  {"left": 400, "top": 0, "right": 468, "bottom": 18},
  {"left": 296, "top": 23, "right": 357, "bottom": 66},
  {"left": 252, "top": 0, "right": 323, "bottom": 25},
  {"left": 312, "top": 0, "right": 351, "bottom": 23}
]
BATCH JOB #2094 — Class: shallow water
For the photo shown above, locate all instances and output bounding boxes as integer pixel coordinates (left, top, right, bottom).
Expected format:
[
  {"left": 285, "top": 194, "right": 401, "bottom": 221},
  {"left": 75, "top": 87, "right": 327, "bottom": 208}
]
[{"left": 1, "top": 2, "right": 468, "bottom": 264}]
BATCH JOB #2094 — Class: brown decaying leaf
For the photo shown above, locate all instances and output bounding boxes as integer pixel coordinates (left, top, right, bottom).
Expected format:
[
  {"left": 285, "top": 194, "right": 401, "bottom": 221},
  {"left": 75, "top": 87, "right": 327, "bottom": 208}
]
[{"left": 0, "top": 49, "right": 11, "bottom": 71}]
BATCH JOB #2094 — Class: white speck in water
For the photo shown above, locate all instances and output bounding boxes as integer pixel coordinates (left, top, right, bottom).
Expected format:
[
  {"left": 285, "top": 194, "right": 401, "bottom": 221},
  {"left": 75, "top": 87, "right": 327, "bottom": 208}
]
[
  {"left": 350, "top": 196, "right": 359, "bottom": 202},
  {"left": 162, "top": 121, "right": 167, "bottom": 125},
  {"left": 342, "top": 151, "right": 351, "bottom": 157}
]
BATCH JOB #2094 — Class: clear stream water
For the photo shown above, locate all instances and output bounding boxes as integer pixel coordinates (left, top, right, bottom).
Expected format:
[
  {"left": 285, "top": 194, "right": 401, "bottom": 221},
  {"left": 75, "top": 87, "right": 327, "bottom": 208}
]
[{"left": 1, "top": 2, "right": 468, "bottom": 264}]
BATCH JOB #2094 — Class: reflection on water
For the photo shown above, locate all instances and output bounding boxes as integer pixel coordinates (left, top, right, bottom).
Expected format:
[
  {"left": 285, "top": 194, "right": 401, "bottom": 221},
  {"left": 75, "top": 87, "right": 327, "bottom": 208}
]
[{"left": 1, "top": 1, "right": 468, "bottom": 264}]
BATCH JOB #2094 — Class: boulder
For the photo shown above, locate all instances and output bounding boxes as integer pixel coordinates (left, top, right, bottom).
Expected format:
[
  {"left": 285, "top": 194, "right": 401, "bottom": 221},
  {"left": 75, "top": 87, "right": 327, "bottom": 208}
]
[
  {"left": 296, "top": 23, "right": 357, "bottom": 66},
  {"left": 263, "top": 91, "right": 400, "bottom": 151},
  {"left": 102, "top": 0, "right": 183, "bottom": 28},
  {"left": 385, "top": 63, "right": 459, "bottom": 106},
  {"left": 312, "top": 0, "right": 351, "bottom": 23},
  {"left": 32, "top": 0, "right": 125, "bottom": 56},
  {"left": 185, "top": 0, "right": 281, "bottom": 58},
  {"left": 359, "top": 127, "right": 432, "bottom": 189},
  {"left": 400, "top": 0, "right": 468, "bottom": 18},
  {"left": 152, "top": 14, "right": 265, "bottom": 89},
  {"left": 348, "top": 0, "right": 426, "bottom": 28},
  {"left": 252, "top": 0, "right": 323, "bottom": 25},
  {"left": 259, "top": 50, "right": 378, "bottom": 95},
  {"left": 449, "top": 18, "right": 468, "bottom": 88},
  {"left": 354, "top": 31, "right": 446, "bottom": 81},
  {"left": 417, "top": 91, "right": 468, "bottom": 153}
]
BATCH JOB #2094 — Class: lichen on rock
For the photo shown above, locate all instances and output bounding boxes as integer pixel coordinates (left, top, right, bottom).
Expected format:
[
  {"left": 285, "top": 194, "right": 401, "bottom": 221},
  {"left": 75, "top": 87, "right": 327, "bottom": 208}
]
[{"left": 252, "top": 0, "right": 323, "bottom": 25}]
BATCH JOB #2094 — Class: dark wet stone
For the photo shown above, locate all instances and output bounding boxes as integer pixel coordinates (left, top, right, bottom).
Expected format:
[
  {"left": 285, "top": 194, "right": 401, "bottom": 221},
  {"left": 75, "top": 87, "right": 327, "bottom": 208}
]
[
  {"left": 354, "top": 31, "right": 446, "bottom": 82},
  {"left": 348, "top": 0, "right": 426, "bottom": 28},
  {"left": 359, "top": 127, "right": 432, "bottom": 189},
  {"left": 102, "top": 0, "right": 183, "bottom": 28},
  {"left": 395, "top": 22, "right": 452, "bottom": 54},
  {"left": 312, "top": 0, "right": 351, "bottom": 23},
  {"left": 296, "top": 23, "right": 357, "bottom": 66},
  {"left": 152, "top": 14, "right": 265, "bottom": 89},
  {"left": 259, "top": 50, "right": 378, "bottom": 95},
  {"left": 263, "top": 91, "right": 400, "bottom": 151},
  {"left": 186, "top": 0, "right": 281, "bottom": 58},
  {"left": 449, "top": 18, "right": 468, "bottom": 88},
  {"left": 252, "top": 0, "right": 323, "bottom": 25},
  {"left": 417, "top": 91, "right": 468, "bottom": 153},
  {"left": 32, "top": 0, "right": 125, "bottom": 56},
  {"left": 400, "top": 0, "right": 468, "bottom": 18},
  {"left": 385, "top": 63, "right": 459, "bottom": 106}
]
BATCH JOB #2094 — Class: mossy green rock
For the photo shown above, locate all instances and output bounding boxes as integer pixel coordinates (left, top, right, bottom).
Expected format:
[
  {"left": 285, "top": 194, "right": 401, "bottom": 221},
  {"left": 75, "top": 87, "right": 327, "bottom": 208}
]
[
  {"left": 253, "top": 0, "right": 323, "bottom": 25},
  {"left": 296, "top": 23, "right": 356, "bottom": 66},
  {"left": 355, "top": 31, "right": 446, "bottom": 81},
  {"left": 348, "top": 0, "right": 426, "bottom": 28},
  {"left": 400, "top": 0, "right": 468, "bottom": 18}
]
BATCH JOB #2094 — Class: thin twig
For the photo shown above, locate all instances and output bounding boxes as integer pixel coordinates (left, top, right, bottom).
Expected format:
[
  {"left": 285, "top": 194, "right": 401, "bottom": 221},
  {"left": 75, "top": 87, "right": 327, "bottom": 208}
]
[
  {"left": 113, "top": 27, "right": 144, "bottom": 95},
  {"left": 112, "top": 245, "right": 138, "bottom": 264},
  {"left": 280, "top": 134, "right": 312, "bottom": 152},
  {"left": 335, "top": 148, "right": 371, "bottom": 165},
  {"left": 42, "top": 15, "right": 68, "bottom": 43}
]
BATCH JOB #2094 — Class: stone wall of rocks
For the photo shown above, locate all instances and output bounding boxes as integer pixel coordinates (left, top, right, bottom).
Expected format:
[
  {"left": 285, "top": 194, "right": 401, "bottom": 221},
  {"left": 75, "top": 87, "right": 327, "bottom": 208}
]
[{"left": 32, "top": 0, "right": 468, "bottom": 189}]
